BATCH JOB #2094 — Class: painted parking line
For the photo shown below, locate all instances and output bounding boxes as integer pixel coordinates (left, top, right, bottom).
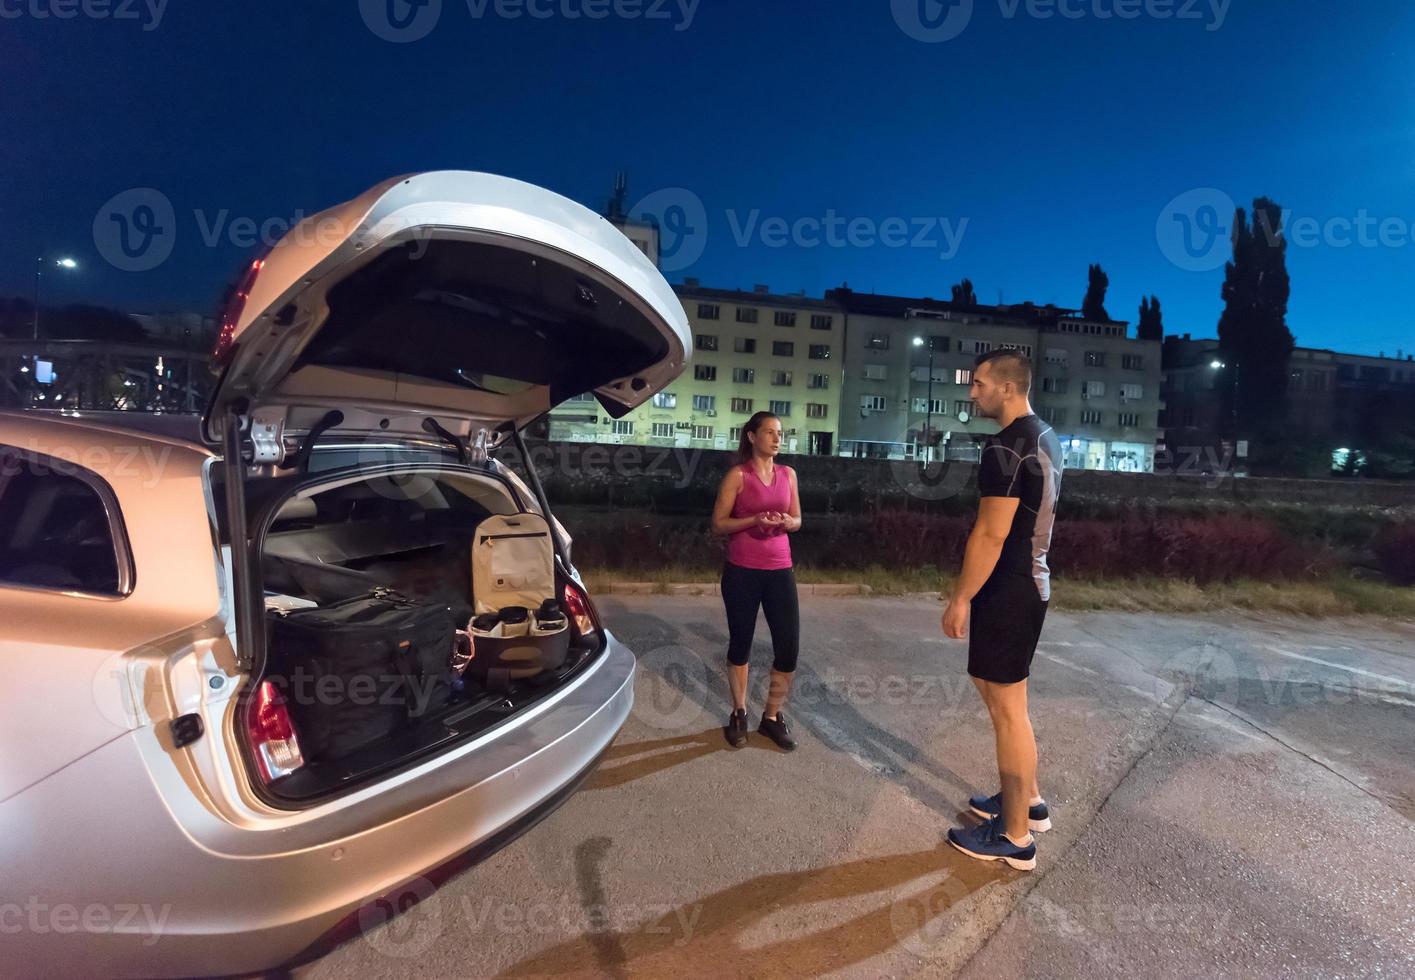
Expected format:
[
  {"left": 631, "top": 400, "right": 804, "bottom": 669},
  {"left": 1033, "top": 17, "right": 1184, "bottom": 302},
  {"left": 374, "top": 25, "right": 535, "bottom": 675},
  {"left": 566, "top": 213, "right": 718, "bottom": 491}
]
[{"left": 1262, "top": 646, "right": 1411, "bottom": 689}]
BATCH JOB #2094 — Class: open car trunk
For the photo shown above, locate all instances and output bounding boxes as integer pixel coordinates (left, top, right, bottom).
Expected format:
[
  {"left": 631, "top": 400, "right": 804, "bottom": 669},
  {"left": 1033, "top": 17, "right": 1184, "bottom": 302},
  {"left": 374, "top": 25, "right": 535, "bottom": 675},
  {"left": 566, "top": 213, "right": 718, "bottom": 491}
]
[{"left": 243, "top": 459, "right": 602, "bottom": 804}]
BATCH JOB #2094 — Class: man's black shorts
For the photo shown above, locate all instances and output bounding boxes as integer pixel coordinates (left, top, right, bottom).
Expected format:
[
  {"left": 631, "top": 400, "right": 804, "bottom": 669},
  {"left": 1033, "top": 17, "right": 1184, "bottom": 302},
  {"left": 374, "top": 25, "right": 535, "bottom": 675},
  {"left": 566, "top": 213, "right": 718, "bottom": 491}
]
[{"left": 967, "top": 575, "right": 1049, "bottom": 684}]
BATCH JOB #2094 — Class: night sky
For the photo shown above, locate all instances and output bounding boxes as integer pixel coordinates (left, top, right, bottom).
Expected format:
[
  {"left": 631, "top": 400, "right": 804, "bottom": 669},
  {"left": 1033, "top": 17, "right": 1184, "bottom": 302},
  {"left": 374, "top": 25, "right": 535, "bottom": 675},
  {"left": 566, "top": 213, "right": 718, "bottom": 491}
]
[{"left": 3, "top": 0, "right": 1412, "bottom": 356}]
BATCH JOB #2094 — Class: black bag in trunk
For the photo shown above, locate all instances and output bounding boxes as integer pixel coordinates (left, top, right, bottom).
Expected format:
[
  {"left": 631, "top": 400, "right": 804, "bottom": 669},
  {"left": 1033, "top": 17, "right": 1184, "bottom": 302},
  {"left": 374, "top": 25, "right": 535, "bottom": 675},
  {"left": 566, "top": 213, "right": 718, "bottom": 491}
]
[{"left": 267, "top": 589, "right": 455, "bottom": 762}]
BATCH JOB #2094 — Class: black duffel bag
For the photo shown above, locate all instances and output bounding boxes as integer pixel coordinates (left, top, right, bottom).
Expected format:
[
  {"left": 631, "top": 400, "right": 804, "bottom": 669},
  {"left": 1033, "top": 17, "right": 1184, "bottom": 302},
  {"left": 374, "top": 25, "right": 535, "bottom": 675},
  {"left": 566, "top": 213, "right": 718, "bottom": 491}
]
[{"left": 267, "top": 588, "right": 455, "bottom": 762}]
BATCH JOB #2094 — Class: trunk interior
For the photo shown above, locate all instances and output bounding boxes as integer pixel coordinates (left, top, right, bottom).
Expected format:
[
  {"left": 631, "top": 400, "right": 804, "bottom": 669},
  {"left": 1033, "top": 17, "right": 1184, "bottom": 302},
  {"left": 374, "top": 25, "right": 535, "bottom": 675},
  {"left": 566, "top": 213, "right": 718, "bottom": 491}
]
[{"left": 245, "top": 462, "right": 600, "bottom": 804}]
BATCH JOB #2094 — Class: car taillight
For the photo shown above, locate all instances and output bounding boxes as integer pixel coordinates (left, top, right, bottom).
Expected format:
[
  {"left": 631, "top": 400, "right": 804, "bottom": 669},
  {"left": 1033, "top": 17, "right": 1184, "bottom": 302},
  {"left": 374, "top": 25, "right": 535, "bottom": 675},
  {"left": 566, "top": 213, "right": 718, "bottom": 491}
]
[
  {"left": 212, "top": 257, "right": 264, "bottom": 365},
  {"left": 562, "top": 581, "right": 597, "bottom": 639},
  {"left": 246, "top": 679, "right": 304, "bottom": 784}
]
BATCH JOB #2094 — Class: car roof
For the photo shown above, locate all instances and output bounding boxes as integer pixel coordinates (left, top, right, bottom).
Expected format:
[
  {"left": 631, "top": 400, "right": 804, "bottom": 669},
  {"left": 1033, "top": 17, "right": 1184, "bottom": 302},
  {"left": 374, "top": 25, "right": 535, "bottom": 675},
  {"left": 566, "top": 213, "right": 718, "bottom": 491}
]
[{"left": 0, "top": 410, "right": 213, "bottom": 460}]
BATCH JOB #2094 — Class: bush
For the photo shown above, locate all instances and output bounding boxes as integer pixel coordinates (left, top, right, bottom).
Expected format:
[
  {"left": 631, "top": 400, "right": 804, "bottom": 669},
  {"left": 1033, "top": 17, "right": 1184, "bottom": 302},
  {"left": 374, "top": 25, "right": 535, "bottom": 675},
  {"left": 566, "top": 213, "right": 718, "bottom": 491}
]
[{"left": 1374, "top": 524, "right": 1415, "bottom": 586}]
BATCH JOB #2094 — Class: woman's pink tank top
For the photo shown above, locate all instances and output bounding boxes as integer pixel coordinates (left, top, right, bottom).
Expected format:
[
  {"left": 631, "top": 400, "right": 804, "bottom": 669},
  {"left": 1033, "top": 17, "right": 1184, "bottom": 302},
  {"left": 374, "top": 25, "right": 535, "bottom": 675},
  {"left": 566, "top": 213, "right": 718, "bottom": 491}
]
[{"left": 726, "top": 463, "right": 793, "bottom": 570}]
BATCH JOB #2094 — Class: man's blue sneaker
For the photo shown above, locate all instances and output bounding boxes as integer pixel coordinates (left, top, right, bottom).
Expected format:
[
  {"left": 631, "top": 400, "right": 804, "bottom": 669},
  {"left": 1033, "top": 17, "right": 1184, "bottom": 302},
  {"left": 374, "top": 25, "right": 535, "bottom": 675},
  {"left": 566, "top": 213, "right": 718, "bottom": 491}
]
[
  {"left": 967, "top": 793, "right": 1052, "bottom": 833},
  {"left": 947, "top": 818, "right": 1037, "bottom": 871}
]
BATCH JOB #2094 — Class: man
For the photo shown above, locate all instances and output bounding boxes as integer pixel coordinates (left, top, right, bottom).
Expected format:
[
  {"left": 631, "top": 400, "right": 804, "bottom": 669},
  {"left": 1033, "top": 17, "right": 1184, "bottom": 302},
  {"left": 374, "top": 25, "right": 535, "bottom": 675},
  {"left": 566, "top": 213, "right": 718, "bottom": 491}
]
[{"left": 942, "top": 348, "right": 1063, "bottom": 872}]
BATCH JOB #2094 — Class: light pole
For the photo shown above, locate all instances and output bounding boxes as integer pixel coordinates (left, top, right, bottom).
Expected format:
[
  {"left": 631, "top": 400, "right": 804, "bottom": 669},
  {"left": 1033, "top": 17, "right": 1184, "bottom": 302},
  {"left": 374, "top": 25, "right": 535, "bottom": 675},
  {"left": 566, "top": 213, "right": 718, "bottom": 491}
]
[
  {"left": 913, "top": 335, "right": 936, "bottom": 462},
  {"left": 33, "top": 255, "right": 79, "bottom": 341}
]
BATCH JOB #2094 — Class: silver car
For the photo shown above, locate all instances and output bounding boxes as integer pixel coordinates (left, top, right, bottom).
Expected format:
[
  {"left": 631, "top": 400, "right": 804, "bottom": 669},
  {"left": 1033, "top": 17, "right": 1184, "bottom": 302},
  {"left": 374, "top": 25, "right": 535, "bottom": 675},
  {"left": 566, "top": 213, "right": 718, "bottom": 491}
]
[{"left": 0, "top": 172, "right": 690, "bottom": 977}]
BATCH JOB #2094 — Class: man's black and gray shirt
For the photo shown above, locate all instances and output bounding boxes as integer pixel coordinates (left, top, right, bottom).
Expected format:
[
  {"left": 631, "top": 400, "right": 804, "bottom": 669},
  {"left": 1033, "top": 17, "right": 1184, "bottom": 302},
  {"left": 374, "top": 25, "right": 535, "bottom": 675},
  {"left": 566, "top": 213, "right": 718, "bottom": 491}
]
[{"left": 976, "top": 413, "right": 1064, "bottom": 601}]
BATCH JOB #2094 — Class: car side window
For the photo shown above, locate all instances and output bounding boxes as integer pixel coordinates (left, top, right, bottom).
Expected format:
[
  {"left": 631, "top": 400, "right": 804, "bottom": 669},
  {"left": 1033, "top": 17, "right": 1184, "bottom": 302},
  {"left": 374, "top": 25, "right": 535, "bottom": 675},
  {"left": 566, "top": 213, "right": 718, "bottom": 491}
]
[{"left": 0, "top": 446, "right": 131, "bottom": 596}]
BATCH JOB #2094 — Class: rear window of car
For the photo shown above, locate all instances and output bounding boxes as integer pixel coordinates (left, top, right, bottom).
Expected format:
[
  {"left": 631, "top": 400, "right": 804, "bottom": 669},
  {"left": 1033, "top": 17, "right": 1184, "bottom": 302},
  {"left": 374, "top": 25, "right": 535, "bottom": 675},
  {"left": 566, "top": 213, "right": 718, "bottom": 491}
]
[{"left": 0, "top": 447, "right": 131, "bottom": 596}]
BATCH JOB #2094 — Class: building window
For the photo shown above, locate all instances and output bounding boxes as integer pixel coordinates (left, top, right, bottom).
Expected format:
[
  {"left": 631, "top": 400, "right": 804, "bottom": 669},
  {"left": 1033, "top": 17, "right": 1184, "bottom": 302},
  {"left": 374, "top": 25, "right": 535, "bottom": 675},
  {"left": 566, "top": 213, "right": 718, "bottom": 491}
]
[
  {"left": 772, "top": 370, "right": 793, "bottom": 386},
  {"left": 863, "top": 363, "right": 888, "bottom": 381},
  {"left": 729, "top": 427, "right": 742, "bottom": 441},
  {"left": 1081, "top": 380, "right": 1106, "bottom": 398},
  {"left": 998, "top": 343, "right": 1033, "bottom": 358},
  {"left": 652, "top": 392, "right": 677, "bottom": 409},
  {"left": 651, "top": 422, "right": 673, "bottom": 438},
  {"left": 611, "top": 420, "right": 635, "bottom": 435},
  {"left": 733, "top": 367, "right": 755, "bottom": 384},
  {"left": 694, "top": 364, "right": 717, "bottom": 381},
  {"left": 693, "top": 424, "right": 714, "bottom": 440},
  {"left": 867, "top": 333, "right": 890, "bottom": 350},
  {"left": 1118, "top": 412, "right": 1140, "bottom": 427},
  {"left": 1308, "top": 372, "right": 1327, "bottom": 391},
  {"left": 734, "top": 337, "right": 756, "bottom": 354},
  {"left": 861, "top": 395, "right": 887, "bottom": 412},
  {"left": 911, "top": 397, "right": 947, "bottom": 414},
  {"left": 773, "top": 341, "right": 795, "bottom": 357},
  {"left": 1084, "top": 351, "right": 1106, "bottom": 367},
  {"left": 731, "top": 397, "right": 753, "bottom": 413},
  {"left": 1041, "top": 377, "right": 1068, "bottom": 394},
  {"left": 1041, "top": 407, "right": 1067, "bottom": 425},
  {"left": 955, "top": 400, "right": 975, "bottom": 416},
  {"left": 736, "top": 307, "right": 759, "bottom": 324},
  {"left": 697, "top": 303, "right": 720, "bottom": 320},
  {"left": 1120, "top": 383, "right": 1143, "bottom": 401},
  {"left": 692, "top": 394, "right": 716, "bottom": 412},
  {"left": 954, "top": 369, "right": 972, "bottom": 385},
  {"left": 960, "top": 339, "right": 992, "bottom": 354},
  {"left": 806, "top": 403, "right": 829, "bottom": 419},
  {"left": 810, "top": 314, "right": 834, "bottom": 330},
  {"left": 808, "top": 344, "right": 831, "bottom": 360},
  {"left": 1122, "top": 353, "right": 1144, "bottom": 370},
  {"left": 769, "top": 400, "right": 791, "bottom": 416},
  {"left": 927, "top": 335, "right": 950, "bottom": 352},
  {"left": 807, "top": 373, "right": 830, "bottom": 389},
  {"left": 695, "top": 334, "right": 718, "bottom": 352},
  {"left": 774, "top": 311, "right": 797, "bottom": 327},
  {"left": 0, "top": 447, "right": 128, "bottom": 596},
  {"left": 1045, "top": 348, "right": 1068, "bottom": 366},
  {"left": 1081, "top": 409, "right": 1102, "bottom": 424}
]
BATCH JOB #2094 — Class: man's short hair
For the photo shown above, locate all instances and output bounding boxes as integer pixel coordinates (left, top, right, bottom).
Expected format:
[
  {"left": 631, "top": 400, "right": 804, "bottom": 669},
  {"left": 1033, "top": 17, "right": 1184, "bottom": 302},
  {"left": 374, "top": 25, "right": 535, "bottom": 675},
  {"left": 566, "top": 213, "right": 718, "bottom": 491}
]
[{"left": 975, "top": 347, "right": 1033, "bottom": 394}]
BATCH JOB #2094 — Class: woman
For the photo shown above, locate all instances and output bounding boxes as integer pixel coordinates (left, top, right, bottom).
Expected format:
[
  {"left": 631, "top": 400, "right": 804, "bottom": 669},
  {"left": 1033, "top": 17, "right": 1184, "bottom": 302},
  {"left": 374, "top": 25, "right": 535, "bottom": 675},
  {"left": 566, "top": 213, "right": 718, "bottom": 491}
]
[{"left": 711, "top": 411, "right": 803, "bottom": 751}]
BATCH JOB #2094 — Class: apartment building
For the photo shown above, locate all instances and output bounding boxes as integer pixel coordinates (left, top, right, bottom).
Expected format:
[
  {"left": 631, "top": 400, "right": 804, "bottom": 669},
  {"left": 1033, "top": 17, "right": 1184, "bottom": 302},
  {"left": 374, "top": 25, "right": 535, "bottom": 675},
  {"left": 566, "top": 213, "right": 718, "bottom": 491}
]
[
  {"left": 829, "top": 289, "right": 1163, "bottom": 471},
  {"left": 1162, "top": 334, "right": 1415, "bottom": 463},
  {"left": 546, "top": 282, "right": 846, "bottom": 454}
]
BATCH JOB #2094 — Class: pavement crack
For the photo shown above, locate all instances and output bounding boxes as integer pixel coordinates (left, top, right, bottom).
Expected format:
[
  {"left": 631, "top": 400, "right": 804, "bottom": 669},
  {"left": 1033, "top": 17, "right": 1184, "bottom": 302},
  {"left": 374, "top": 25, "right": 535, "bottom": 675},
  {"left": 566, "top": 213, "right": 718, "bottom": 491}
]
[
  {"left": 954, "top": 683, "right": 1192, "bottom": 978},
  {"left": 1193, "top": 696, "right": 1411, "bottom": 822}
]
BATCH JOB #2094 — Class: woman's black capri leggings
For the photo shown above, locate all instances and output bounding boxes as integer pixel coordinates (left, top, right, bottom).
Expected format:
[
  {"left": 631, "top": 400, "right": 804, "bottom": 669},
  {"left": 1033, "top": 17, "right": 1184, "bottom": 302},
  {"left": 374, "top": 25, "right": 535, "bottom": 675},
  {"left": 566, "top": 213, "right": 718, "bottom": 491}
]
[{"left": 720, "top": 562, "right": 800, "bottom": 673}]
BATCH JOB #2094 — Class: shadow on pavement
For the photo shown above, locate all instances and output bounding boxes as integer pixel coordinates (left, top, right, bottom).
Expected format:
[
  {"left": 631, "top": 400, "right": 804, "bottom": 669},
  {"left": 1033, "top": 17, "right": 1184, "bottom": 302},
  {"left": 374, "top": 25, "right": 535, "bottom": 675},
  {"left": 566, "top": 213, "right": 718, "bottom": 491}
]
[{"left": 502, "top": 843, "right": 1003, "bottom": 978}]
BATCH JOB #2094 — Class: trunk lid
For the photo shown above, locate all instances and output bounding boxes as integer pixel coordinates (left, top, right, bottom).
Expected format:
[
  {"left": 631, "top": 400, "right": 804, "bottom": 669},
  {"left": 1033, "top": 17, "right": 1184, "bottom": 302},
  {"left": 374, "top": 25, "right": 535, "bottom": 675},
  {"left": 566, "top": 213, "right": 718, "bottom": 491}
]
[{"left": 202, "top": 171, "right": 690, "bottom": 459}]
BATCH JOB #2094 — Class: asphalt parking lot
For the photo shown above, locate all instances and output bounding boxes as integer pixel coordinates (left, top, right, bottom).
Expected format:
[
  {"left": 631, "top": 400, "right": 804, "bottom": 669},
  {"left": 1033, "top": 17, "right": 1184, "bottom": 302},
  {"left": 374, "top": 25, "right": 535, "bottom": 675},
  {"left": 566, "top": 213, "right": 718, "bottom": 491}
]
[{"left": 299, "top": 595, "right": 1415, "bottom": 979}]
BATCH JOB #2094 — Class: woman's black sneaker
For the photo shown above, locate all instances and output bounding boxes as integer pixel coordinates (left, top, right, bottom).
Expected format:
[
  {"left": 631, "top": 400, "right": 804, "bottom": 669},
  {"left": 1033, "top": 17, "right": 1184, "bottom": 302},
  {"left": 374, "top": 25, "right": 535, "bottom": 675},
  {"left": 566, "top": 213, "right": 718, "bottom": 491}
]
[
  {"left": 758, "top": 712, "right": 797, "bottom": 751},
  {"left": 725, "top": 708, "right": 748, "bottom": 748}
]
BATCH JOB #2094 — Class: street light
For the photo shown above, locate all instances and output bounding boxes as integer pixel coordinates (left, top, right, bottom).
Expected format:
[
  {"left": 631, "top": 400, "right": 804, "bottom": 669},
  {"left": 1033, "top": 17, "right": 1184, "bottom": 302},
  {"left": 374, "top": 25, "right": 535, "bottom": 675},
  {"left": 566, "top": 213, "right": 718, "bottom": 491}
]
[
  {"left": 34, "top": 255, "right": 79, "bottom": 341},
  {"left": 913, "top": 335, "right": 936, "bottom": 463}
]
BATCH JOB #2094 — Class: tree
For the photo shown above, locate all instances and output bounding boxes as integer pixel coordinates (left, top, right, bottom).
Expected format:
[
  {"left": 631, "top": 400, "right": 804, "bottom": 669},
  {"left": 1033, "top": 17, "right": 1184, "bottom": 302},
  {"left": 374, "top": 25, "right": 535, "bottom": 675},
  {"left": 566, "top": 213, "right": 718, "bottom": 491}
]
[
  {"left": 1082, "top": 264, "right": 1109, "bottom": 320},
  {"left": 1137, "top": 295, "right": 1164, "bottom": 341},
  {"left": 1216, "top": 197, "right": 1294, "bottom": 445},
  {"left": 950, "top": 278, "right": 977, "bottom": 306}
]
